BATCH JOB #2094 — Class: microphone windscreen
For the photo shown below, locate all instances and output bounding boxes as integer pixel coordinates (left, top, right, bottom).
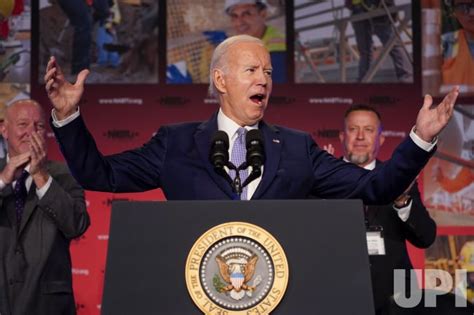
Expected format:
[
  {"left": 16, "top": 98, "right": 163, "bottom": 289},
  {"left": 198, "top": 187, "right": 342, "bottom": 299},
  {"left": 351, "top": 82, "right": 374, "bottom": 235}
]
[
  {"left": 212, "top": 130, "right": 229, "bottom": 149},
  {"left": 245, "top": 129, "right": 264, "bottom": 148}
]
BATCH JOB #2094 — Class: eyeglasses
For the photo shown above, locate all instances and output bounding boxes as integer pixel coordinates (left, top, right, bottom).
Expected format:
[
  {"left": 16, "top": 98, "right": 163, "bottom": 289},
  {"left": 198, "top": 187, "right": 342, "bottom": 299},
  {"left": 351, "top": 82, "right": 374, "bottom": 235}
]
[{"left": 454, "top": 2, "right": 474, "bottom": 14}]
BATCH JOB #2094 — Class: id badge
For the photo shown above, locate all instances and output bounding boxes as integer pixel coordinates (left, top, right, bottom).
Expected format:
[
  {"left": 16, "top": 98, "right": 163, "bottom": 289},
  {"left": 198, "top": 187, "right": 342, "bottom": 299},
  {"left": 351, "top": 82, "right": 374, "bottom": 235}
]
[{"left": 366, "top": 226, "right": 385, "bottom": 256}]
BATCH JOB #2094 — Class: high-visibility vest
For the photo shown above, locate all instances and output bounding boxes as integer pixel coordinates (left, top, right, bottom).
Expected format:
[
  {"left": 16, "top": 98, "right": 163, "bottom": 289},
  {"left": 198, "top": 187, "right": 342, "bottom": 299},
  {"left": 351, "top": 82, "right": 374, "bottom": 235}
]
[
  {"left": 442, "top": 29, "right": 474, "bottom": 86},
  {"left": 261, "top": 25, "right": 286, "bottom": 52}
]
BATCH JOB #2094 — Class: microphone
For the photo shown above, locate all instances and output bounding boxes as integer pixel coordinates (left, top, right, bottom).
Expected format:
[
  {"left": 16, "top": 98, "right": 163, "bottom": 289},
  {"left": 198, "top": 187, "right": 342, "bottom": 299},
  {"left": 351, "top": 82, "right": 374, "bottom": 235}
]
[
  {"left": 209, "top": 131, "right": 229, "bottom": 170},
  {"left": 209, "top": 131, "right": 240, "bottom": 195},
  {"left": 245, "top": 129, "right": 265, "bottom": 174},
  {"left": 241, "top": 129, "right": 265, "bottom": 189}
]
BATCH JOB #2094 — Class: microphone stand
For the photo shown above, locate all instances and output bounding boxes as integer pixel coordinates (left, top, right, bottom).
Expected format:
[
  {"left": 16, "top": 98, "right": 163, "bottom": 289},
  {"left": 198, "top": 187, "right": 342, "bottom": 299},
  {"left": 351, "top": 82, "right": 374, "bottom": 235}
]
[{"left": 214, "top": 162, "right": 261, "bottom": 199}]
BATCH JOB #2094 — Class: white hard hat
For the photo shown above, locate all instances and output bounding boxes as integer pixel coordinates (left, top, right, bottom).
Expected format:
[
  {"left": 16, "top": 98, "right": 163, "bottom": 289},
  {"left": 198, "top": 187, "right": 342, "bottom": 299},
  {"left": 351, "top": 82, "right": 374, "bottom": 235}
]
[{"left": 224, "top": 0, "right": 268, "bottom": 14}]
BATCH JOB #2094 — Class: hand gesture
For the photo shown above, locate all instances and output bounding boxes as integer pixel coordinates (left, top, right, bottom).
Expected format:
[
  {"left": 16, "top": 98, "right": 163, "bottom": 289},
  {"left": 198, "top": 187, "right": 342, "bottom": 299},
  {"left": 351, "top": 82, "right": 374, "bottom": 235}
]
[
  {"left": 29, "top": 131, "right": 50, "bottom": 189},
  {"left": 415, "top": 86, "right": 459, "bottom": 142},
  {"left": 322, "top": 143, "right": 335, "bottom": 156},
  {"left": 44, "top": 56, "right": 89, "bottom": 120},
  {"left": 0, "top": 152, "right": 31, "bottom": 185}
]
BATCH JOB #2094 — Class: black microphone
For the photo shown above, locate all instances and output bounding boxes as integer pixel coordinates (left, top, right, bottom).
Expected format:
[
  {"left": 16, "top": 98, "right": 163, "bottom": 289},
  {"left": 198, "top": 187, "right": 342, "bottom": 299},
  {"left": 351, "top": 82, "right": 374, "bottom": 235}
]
[
  {"left": 209, "top": 131, "right": 240, "bottom": 194},
  {"left": 209, "top": 131, "right": 229, "bottom": 170},
  {"left": 245, "top": 129, "right": 265, "bottom": 173}
]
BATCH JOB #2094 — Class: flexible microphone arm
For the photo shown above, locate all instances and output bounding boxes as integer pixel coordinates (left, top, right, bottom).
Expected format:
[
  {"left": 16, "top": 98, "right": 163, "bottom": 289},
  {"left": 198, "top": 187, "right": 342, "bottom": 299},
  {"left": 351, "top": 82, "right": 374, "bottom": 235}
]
[{"left": 242, "top": 166, "right": 261, "bottom": 188}]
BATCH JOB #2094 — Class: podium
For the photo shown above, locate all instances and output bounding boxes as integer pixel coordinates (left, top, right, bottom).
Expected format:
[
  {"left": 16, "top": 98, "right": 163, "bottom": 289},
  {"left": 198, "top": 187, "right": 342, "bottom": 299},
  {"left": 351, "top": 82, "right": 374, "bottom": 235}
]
[{"left": 101, "top": 200, "right": 375, "bottom": 314}]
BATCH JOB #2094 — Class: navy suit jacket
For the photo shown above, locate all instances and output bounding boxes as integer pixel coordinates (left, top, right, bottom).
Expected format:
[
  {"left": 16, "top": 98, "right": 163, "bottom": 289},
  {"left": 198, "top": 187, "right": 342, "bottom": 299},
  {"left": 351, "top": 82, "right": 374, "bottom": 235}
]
[{"left": 51, "top": 112, "right": 434, "bottom": 204}]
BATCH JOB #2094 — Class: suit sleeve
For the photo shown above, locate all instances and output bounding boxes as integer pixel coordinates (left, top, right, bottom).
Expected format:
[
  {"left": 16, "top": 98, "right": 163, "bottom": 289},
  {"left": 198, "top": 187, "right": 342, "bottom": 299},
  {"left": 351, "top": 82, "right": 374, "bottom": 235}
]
[
  {"left": 400, "top": 183, "right": 437, "bottom": 248},
  {"left": 37, "top": 164, "right": 90, "bottom": 239},
  {"left": 50, "top": 115, "right": 167, "bottom": 193},
  {"left": 307, "top": 134, "right": 435, "bottom": 205}
]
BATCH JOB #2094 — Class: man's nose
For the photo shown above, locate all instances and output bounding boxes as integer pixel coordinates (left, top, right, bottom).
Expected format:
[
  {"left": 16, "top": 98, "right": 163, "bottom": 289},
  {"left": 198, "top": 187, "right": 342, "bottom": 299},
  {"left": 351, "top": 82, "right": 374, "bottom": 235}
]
[
  {"left": 256, "top": 69, "right": 268, "bottom": 86},
  {"left": 356, "top": 130, "right": 365, "bottom": 139}
]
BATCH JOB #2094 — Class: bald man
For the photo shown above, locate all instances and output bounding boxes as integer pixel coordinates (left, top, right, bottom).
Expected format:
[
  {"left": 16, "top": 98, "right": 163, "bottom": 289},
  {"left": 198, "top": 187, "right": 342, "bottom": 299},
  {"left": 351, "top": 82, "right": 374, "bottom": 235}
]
[{"left": 0, "top": 99, "right": 89, "bottom": 315}]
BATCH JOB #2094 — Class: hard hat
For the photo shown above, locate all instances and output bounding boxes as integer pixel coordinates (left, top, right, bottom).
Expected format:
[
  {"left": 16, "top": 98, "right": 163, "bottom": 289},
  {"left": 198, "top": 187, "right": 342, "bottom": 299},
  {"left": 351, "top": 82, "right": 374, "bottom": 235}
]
[
  {"left": 0, "top": 0, "right": 14, "bottom": 20},
  {"left": 224, "top": 0, "right": 268, "bottom": 14},
  {"left": 459, "top": 242, "right": 474, "bottom": 272}
]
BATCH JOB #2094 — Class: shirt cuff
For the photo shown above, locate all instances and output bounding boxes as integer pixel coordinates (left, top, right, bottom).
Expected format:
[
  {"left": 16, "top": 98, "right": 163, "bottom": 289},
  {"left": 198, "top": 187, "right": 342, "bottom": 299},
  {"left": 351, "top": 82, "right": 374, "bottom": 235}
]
[
  {"left": 409, "top": 126, "right": 437, "bottom": 152},
  {"left": 0, "top": 178, "right": 6, "bottom": 191},
  {"left": 393, "top": 200, "right": 412, "bottom": 222},
  {"left": 36, "top": 176, "right": 52, "bottom": 200},
  {"left": 51, "top": 108, "right": 80, "bottom": 127}
]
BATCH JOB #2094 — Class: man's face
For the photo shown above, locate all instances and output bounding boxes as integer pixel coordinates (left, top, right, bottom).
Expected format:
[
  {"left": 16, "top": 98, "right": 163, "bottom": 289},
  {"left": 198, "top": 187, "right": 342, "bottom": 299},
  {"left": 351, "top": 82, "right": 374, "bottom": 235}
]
[
  {"left": 228, "top": 4, "right": 267, "bottom": 39},
  {"left": 339, "top": 110, "right": 385, "bottom": 167},
  {"left": 454, "top": 0, "right": 474, "bottom": 34},
  {"left": 216, "top": 41, "right": 272, "bottom": 126},
  {"left": 2, "top": 102, "right": 46, "bottom": 157}
]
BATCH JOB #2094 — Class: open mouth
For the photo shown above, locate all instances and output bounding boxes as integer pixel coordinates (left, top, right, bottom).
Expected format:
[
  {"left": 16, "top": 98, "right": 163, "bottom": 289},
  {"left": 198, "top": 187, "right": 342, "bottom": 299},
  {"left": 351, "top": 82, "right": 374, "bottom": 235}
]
[{"left": 250, "top": 93, "right": 265, "bottom": 104}]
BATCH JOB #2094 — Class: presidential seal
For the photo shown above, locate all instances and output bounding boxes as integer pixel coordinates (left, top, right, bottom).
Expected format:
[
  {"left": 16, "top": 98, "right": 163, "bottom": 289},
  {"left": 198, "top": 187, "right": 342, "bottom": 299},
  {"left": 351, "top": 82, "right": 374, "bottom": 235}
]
[{"left": 185, "top": 222, "right": 289, "bottom": 315}]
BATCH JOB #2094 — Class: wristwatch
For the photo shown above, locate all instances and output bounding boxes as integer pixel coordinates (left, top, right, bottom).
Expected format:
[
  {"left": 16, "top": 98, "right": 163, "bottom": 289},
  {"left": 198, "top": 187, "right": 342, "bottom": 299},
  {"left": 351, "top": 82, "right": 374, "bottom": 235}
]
[{"left": 394, "top": 195, "right": 412, "bottom": 209}]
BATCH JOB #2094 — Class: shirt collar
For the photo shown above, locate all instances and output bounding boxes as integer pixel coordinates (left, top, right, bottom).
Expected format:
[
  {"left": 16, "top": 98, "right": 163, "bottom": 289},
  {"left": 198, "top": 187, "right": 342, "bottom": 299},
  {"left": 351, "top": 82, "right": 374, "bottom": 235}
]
[
  {"left": 217, "top": 108, "right": 258, "bottom": 140},
  {"left": 343, "top": 156, "right": 376, "bottom": 170}
]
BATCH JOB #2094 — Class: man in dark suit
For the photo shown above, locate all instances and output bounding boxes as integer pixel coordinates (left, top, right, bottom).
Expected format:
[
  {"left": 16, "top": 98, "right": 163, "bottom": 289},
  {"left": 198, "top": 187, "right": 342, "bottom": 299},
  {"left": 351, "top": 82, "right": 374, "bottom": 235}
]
[
  {"left": 44, "top": 35, "right": 458, "bottom": 204},
  {"left": 0, "top": 99, "right": 90, "bottom": 315},
  {"left": 338, "top": 104, "right": 436, "bottom": 314}
]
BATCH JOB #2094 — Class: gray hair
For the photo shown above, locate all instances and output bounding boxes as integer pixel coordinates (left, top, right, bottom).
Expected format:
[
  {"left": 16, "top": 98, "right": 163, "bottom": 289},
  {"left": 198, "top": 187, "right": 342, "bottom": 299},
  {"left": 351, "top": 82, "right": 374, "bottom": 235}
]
[{"left": 208, "top": 35, "right": 265, "bottom": 98}]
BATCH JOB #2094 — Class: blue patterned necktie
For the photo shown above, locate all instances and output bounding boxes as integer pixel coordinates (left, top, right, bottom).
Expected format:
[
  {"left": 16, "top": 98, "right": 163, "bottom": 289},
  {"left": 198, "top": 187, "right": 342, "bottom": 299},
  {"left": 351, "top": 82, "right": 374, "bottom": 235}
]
[
  {"left": 13, "top": 169, "right": 29, "bottom": 226},
  {"left": 230, "top": 127, "right": 248, "bottom": 200}
]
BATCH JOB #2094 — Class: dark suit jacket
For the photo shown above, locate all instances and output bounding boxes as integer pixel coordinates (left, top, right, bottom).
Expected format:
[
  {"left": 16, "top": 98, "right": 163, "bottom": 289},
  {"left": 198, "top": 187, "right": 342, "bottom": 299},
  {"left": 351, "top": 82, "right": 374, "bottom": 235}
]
[
  {"left": 0, "top": 160, "right": 90, "bottom": 315},
  {"left": 51, "top": 112, "right": 434, "bottom": 204},
  {"left": 367, "top": 162, "right": 436, "bottom": 313}
]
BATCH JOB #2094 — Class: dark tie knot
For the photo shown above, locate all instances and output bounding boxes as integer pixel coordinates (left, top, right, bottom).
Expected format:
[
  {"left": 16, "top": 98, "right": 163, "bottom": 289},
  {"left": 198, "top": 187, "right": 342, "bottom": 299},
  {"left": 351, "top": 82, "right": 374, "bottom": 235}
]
[
  {"left": 15, "top": 169, "right": 29, "bottom": 185},
  {"left": 14, "top": 169, "right": 29, "bottom": 196}
]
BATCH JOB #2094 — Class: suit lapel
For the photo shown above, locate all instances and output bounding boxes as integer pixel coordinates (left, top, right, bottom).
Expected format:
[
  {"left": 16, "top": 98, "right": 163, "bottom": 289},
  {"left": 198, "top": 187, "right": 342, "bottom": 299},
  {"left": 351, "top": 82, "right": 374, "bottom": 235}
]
[
  {"left": 252, "top": 121, "right": 281, "bottom": 199},
  {"left": 0, "top": 158, "right": 16, "bottom": 228},
  {"left": 1, "top": 186, "right": 17, "bottom": 230},
  {"left": 18, "top": 181, "right": 38, "bottom": 235},
  {"left": 194, "top": 112, "right": 235, "bottom": 199}
]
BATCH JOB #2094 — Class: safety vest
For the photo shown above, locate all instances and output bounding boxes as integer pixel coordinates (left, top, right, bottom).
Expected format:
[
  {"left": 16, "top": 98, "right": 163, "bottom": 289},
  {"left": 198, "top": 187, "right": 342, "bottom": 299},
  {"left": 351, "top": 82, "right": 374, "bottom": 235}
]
[
  {"left": 261, "top": 25, "right": 286, "bottom": 53},
  {"left": 442, "top": 29, "right": 474, "bottom": 86}
]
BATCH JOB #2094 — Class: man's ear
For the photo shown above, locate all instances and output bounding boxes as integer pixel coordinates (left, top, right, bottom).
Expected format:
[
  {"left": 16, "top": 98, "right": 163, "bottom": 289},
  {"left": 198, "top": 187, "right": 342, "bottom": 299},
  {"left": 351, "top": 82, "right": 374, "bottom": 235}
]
[
  {"left": 379, "top": 133, "right": 385, "bottom": 147},
  {"left": 213, "top": 69, "right": 227, "bottom": 94},
  {"left": 339, "top": 130, "right": 345, "bottom": 144}
]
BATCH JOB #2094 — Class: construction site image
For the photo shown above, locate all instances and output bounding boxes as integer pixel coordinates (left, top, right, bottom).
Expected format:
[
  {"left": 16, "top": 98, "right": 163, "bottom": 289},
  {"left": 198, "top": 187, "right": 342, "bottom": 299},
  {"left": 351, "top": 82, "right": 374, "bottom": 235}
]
[
  {"left": 425, "top": 235, "right": 474, "bottom": 304},
  {"left": 422, "top": 1, "right": 474, "bottom": 97},
  {"left": 295, "top": 0, "right": 413, "bottom": 83},
  {"left": 423, "top": 105, "right": 474, "bottom": 226},
  {"left": 39, "top": 0, "right": 158, "bottom": 84},
  {"left": 0, "top": 0, "right": 31, "bottom": 84},
  {"left": 167, "top": 0, "right": 287, "bottom": 84}
]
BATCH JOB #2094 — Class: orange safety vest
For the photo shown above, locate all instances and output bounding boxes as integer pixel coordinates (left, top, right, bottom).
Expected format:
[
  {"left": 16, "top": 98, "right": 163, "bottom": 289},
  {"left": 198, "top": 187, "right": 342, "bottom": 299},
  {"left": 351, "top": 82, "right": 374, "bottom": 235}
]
[{"left": 442, "top": 29, "right": 474, "bottom": 86}]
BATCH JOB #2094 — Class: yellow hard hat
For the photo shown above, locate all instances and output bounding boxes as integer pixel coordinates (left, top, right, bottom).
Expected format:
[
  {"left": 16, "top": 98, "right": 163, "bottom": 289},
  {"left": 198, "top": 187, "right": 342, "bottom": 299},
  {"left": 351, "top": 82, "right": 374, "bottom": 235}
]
[
  {"left": 459, "top": 241, "right": 474, "bottom": 272},
  {"left": 0, "top": 0, "right": 14, "bottom": 20}
]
